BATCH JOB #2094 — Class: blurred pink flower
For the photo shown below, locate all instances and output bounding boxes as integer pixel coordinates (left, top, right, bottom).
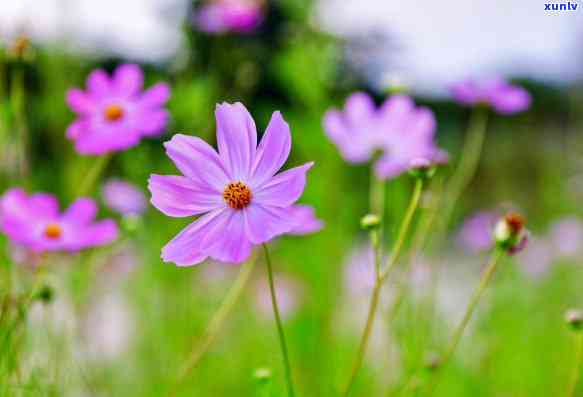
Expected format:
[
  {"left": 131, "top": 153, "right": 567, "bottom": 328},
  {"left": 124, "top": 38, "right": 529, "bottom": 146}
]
[
  {"left": 456, "top": 210, "right": 499, "bottom": 253},
  {"left": 516, "top": 237, "right": 554, "bottom": 278},
  {"left": 254, "top": 275, "right": 302, "bottom": 321},
  {"left": 450, "top": 77, "right": 531, "bottom": 114},
  {"left": 66, "top": 64, "right": 170, "bottom": 155},
  {"left": 323, "top": 92, "right": 447, "bottom": 179},
  {"left": 102, "top": 178, "right": 147, "bottom": 216},
  {"left": 549, "top": 217, "right": 583, "bottom": 258},
  {"left": 0, "top": 188, "right": 117, "bottom": 253},
  {"left": 194, "top": 0, "right": 264, "bottom": 34},
  {"left": 148, "top": 102, "right": 313, "bottom": 266},
  {"left": 288, "top": 205, "right": 324, "bottom": 235}
]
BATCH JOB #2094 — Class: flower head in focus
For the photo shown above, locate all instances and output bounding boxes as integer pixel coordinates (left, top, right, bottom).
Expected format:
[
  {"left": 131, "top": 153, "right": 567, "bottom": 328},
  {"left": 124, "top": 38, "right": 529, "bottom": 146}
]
[
  {"left": 148, "top": 102, "right": 313, "bottom": 266},
  {"left": 0, "top": 188, "right": 118, "bottom": 253},
  {"left": 456, "top": 210, "right": 500, "bottom": 253},
  {"left": 323, "top": 92, "right": 447, "bottom": 180},
  {"left": 288, "top": 205, "right": 324, "bottom": 235},
  {"left": 102, "top": 179, "right": 147, "bottom": 216},
  {"left": 194, "top": 0, "right": 264, "bottom": 34},
  {"left": 66, "top": 64, "right": 170, "bottom": 155},
  {"left": 450, "top": 77, "right": 531, "bottom": 114}
]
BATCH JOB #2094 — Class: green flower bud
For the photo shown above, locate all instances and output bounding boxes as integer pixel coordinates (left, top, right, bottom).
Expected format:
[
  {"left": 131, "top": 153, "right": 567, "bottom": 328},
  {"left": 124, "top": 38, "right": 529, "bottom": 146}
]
[{"left": 360, "top": 214, "right": 381, "bottom": 230}]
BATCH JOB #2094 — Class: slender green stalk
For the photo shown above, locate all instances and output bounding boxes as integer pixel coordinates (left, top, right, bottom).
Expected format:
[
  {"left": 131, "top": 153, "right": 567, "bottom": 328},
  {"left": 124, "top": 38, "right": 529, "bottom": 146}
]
[
  {"left": 432, "top": 107, "right": 489, "bottom": 246},
  {"left": 343, "top": 179, "right": 424, "bottom": 396},
  {"left": 567, "top": 332, "right": 583, "bottom": 397},
  {"left": 369, "top": 167, "right": 385, "bottom": 218},
  {"left": 11, "top": 65, "right": 29, "bottom": 180},
  {"left": 77, "top": 154, "right": 112, "bottom": 196},
  {"left": 168, "top": 258, "right": 256, "bottom": 397},
  {"left": 262, "top": 244, "right": 295, "bottom": 397},
  {"left": 425, "top": 248, "right": 505, "bottom": 394}
]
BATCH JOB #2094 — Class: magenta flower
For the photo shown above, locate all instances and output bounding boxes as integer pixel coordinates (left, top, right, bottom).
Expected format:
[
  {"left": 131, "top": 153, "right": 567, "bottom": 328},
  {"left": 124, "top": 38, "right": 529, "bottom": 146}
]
[
  {"left": 450, "top": 77, "right": 531, "bottom": 114},
  {"left": 148, "top": 102, "right": 313, "bottom": 266},
  {"left": 194, "top": 0, "right": 264, "bottom": 34},
  {"left": 0, "top": 188, "right": 118, "bottom": 253},
  {"left": 288, "top": 205, "right": 324, "bottom": 235},
  {"left": 456, "top": 210, "right": 499, "bottom": 253},
  {"left": 66, "top": 64, "right": 170, "bottom": 155},
  {"left": 102, "top": 179, "right": 147, "bottom": 216},
  {"left": 324, "top": 92, "right": 447, "bottom": 179}
]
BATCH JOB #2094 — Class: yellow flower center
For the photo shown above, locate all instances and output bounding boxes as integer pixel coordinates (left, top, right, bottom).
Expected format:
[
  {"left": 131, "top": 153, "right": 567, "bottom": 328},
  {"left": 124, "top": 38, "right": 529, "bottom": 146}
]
[
  {"left": 223, "top": 182, "right": 252, "bottom": 210},
  {"left": 44, "top": 223, "right": 62, "bottom": 239},
  {"left": 104, "top": 104, "right": 124, "bottom": 122}
]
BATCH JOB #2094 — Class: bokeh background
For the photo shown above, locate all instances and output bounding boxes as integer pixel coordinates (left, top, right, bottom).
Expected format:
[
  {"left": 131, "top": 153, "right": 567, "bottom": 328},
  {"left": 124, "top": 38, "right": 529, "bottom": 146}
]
[{"left": 1, "top": 0, "right": 583, "bottom": 396}]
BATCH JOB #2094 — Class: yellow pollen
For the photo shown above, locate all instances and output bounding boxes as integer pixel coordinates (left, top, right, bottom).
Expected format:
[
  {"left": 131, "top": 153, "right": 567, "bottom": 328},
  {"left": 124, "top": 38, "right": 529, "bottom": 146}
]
[
  {"left": 104, "top": 104, "right": 124, "bottom": 122},
  {"left": 44, "top": 223, "right": 62, "bottom": 239},
  {"left": 223, "top": 182, "right": 252, "bottom": 210}
]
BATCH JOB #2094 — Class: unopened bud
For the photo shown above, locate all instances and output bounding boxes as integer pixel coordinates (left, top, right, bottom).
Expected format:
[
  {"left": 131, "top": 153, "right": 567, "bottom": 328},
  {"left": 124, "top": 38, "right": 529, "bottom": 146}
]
[
  {"left": 408, "top": 158, "right": 436, "bottom": 180},
  {"left": 494, "top": 212, "right": 528, "bottom": 254},
  {"left": 34, "top": 284, "right": 54, "bottom": 304},
  {"left": 361, "top": 214, "right": 381, "bottom": 230},
  {"left": 253, "top": 367, "right": 272, "bottom": 382},
  {"left": 566, "top": 309, "right": 583, "bottom": 331}
]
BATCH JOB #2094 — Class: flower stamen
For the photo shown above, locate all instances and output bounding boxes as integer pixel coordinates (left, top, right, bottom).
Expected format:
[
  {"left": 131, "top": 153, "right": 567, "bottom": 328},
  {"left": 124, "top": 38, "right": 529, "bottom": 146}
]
[
  {"left": 44, "top": 223, "right": 62, "bottom": 239},
  {"left": 223, "top": 182, "right": 252, "bottom": 210},
  {"left": 104, "top": 104, "right": 125, "bottom": 122}
]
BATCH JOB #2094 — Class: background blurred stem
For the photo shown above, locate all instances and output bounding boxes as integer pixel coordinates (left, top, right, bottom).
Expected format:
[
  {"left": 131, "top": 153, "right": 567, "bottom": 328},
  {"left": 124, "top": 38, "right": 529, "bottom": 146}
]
[
  {"left": 262, "top": 244, "right": 295, "bottom": 397},
  {"left": 566, "top": 332, "right": 583, "bottom": 397},
  {"left": 369, "top": 167, "right": 385, "bottom": 218},
  {"left": 426, "top": 248, "right": 505, "bottom": 394},
  {"left": 168, "top": 258, "right": 256, "bottom": 397},
  {"left": 77, "top": 154, "right": 112, "bottom": 196},
  {"left": 11, "top": 64, "right": 29, "bottom": 182},
  {"left": 431, "top": 107, "right": 489, "bottom": 248},
  {"left": 343, "top": 178, "right": 424, "bottom": 396}
]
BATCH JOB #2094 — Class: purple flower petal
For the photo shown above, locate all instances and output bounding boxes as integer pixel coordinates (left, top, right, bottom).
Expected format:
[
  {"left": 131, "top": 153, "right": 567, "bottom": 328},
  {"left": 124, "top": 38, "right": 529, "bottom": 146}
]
[
  {"left": 76, "top": 219, "right": 119, "bottom": 249},
  {"left": 113, "top": 64, "right": 143, "bottom": 97},
  {"left": 139, "top": 83, "right": 171, "bottom": 108},
  {"left": 207, "top": 210, "right": 253, "bottom": 263},
  {"left": 253, "top": 162, "right": 314, "bottom": 207},
  {"left": 163, "top": 134, "right": 230, "bottom": 192},
  {"left": 66, "top": 89, "right": 95, "bottom": 115},
  {"left": 323, "top": 110, "right": 372, "bottom": 163},
  {"left": 138, "top": 110, "right": 169, "bottom": 136},
  {"left": 102, "top": 179, "right": 147, "bottom": 216},
  {"left": 215, "top": 102, "right": 257, "bottom": 180},
  {"left": 148, "top": 174, "right": 224, "bottom": 217},
  {"left": 244, "top": 204, "right": 294, "bottom": 244},
  {"left": 250, "top": 111, "right": 291, "bottom": 187},
  {"left": 288, "top": 205, "right": 324, "bottom": 235},
  {"left": 29, "top": 193, "right": 60, "bottom": 219},
  {"left": 490, "top": 86, "right": 531, "bottom": 114},
  {"left": 87, "top": 69, "right": 111, "bottom": 96},
  {"left": 63, "top": 198, "right": 97, "bottom": 225}
]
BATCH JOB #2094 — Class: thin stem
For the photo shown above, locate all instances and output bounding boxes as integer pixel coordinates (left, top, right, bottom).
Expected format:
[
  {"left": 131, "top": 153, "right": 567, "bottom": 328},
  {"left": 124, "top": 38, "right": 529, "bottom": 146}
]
[
  {"left": 11, "top": 65, "right": 29, "bottom": 180},
  {"left": 167, "top": 258, "right": 256, "bottom": 397},
  {"left": 432, "top": 107, "right": 489, "bottom": 246},
  {"left": 262, "top": 244, "right": 295, "bottom": 397},
  {"left": 369, "top": 167, "right": 385, "bottom": 218},
  {"left": 343, "top": 179, "right": 424, "bottom": 396},
  {"left": 380, "top": 178, "right": 424, "bottom": 282},
  {"left": 567, "top": 332, "right": 583, "bottom": 397},
  {"left": 77, "top": 154, "right": 111, "bottom": 197}
]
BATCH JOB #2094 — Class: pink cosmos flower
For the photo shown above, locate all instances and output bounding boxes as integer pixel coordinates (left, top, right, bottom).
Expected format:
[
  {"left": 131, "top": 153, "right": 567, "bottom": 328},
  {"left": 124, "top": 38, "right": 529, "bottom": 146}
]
[
  {"left": 194, "top": 0, "right": 264, "bottom": 34},
  {"left": 456, "top": 210, "right": 499, "bottom": 253},
  {"left": 0, "top": 188, "right": 118, "bottom": 253},
  {"left": 148, "top": 102, "right": 313, "bottom": 266},
  {"left": 288, "top": 205, "right": 324, "bottom": 235},
  {"left": 323, "top": 92, "right": 447, "bottom": 179},
  {"left": 66, "top": 64, "right": 170, "bottom": 155},
  {"left": 102, "top": 178, "right": 147, "bottom": 216},
  {"left": 450, "top": 77, "right": 531, "bottom": 114}
]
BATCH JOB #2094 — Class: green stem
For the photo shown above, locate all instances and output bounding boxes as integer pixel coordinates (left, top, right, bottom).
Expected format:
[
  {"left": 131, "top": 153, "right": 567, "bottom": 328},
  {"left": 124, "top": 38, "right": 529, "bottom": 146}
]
[
  {"left": 262, "top": 244, "right": 295, "bottom": 397},
  {"left": 433, "top": 107, "right": 489, "bottom": 245},
  {"left": 567, "top": 332, "right": 583, "bottom": 397},
  {"left": 77, "top": 154, "right": 112, "bottom": 197},
  {"left": 343, "top": 179, "right": 424, "bottom": 396},
  {"left": 167, "top": 258, "right": 256, "bottom": 397},
  {"left": 380, "top": 178, "right": 424, "bottom": 281},
  {"left": 369, "top": 167, "right": 385, "bottom": 218},
  {"left": 11, "top": 65, "right": 29, "bottom": 181}
]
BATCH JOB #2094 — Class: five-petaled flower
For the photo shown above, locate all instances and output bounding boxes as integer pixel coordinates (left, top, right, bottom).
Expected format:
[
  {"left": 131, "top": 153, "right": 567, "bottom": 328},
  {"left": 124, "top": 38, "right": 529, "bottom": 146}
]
[
  {"left": 148, "top": 102, "right": 314, "bottom": 266},
  {"left": 323, "top": 92, "right": 447, "bottom": 180},
  {"left": 0, "top": 189, "right": 118, "bottom": 253},
  {"left": 450, "top": 77, "right": 531, "bottom": 114},
  {"left": 66, "top": 64, "right": 170, "bottom": 155}
]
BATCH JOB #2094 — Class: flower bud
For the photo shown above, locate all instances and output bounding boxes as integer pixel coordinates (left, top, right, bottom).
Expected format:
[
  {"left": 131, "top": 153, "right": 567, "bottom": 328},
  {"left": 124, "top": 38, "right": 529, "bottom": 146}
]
[
  {"left": 34, "top": 284, "right": 54, "bottom": 304},
  {"left": 253, "top": 367, "right": 272, "bottom": 383},
  {"left": 565, "top": 309, "right": 583, "bottom": 331},
  {"left": 494, "top": 212, "right": 528, "bottom": 254},
  {"left": 360, "top": 214, "right": 381, "bottom": 230},
  {"left": 408, "top": 158, "right": 436, "bottom": 180}
]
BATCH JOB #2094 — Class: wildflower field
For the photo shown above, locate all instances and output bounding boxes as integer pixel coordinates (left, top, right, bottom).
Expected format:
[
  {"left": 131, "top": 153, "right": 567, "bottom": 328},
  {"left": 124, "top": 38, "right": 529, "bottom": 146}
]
[{"left": 1, "top": 1, "right": 582, "bottom": 396}]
